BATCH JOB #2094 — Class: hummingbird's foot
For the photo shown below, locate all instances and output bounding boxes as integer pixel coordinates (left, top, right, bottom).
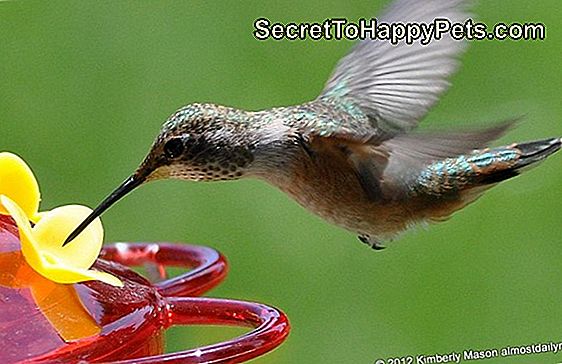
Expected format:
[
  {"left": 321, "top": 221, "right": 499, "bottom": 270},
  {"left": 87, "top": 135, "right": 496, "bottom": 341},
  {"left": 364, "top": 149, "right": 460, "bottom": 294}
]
[{"left": 358, "top": 234, "right": 385, "bottom": 251}]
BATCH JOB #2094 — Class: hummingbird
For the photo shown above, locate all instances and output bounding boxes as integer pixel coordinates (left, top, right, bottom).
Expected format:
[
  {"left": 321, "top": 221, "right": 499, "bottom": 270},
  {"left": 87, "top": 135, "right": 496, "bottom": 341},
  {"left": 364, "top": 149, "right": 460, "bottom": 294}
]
[{"left": 65, "top": 0, "right": 560, "bottom": 250}]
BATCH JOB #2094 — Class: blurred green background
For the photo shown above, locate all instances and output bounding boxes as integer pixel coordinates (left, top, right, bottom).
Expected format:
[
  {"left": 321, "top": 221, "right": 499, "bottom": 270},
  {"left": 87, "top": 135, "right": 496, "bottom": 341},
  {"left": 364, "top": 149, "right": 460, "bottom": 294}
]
[{"left": 1, "top": 0, "right": 561, "bottom": 363}]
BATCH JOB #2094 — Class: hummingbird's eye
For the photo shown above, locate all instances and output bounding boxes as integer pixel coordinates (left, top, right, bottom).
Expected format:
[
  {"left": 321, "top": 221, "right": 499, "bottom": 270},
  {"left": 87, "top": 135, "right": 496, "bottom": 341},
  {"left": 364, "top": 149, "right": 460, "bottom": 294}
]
[{"left": 163, "top": 138, "right": 185, "bottom": 159}]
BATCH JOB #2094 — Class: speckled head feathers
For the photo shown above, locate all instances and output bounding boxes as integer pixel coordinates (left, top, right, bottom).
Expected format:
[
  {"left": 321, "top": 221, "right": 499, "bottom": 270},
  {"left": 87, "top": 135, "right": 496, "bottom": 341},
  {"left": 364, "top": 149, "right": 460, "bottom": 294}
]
[{"left": 138, "top": 103, "right": 255, "bottom": 182}]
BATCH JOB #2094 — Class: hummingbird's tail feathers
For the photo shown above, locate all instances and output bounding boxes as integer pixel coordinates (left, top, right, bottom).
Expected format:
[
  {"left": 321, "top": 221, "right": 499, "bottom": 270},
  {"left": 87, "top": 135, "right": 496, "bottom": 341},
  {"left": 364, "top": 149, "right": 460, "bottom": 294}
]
[
  {"left": 412, "top": 137, "right": 561, "bottom": 198},
  {"left": 507, "top": 137, "right": 561, "bottom": 172},
  {"left": 378, "top": 121, "right": 515, "bottom": 199},
  {"left": 477, "top": 137, "right": 562, "bottom": 186},
  {"left": 412, "top": 137, "right": 560, "bottom": 224}
]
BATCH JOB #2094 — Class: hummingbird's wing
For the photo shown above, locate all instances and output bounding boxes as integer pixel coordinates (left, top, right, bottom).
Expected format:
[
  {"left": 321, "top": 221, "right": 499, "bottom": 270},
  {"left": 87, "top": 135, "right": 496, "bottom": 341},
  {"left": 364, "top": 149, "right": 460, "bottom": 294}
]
[
  {"left": 302, "top": 0, "right": 515, "bottom": 201},
  {"left": 319, "top": 0, "right": 470, "bottom": 136}
]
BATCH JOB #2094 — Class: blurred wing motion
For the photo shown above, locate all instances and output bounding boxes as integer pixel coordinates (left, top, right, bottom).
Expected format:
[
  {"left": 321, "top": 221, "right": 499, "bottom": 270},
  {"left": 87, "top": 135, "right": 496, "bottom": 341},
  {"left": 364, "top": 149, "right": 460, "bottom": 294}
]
[
  {"left": 303, "top": 0, "right": 501, "bottom": 202},
  {"left": 319, "top": 0, "right": 471, "bottom": 135}
]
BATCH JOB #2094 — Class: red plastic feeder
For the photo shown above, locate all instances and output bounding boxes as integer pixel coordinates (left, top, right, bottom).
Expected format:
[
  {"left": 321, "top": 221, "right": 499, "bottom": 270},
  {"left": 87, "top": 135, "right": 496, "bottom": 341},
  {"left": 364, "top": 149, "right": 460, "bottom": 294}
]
[{"left": 0, "top": 215, "right": 290, "bottom": 363}]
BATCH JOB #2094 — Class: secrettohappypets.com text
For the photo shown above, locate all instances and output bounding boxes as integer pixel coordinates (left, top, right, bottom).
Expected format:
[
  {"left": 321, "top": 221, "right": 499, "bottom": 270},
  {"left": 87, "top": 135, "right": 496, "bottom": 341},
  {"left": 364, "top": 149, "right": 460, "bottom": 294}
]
[{"left": 253, "top": 18, "right": 547, "bottom": 44}]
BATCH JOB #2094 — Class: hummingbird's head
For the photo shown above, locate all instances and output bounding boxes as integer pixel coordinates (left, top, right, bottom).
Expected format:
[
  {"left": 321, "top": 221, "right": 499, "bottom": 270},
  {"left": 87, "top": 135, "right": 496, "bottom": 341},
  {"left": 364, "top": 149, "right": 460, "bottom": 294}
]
[
  {"left": 63, "top": 102, "right": 255, "bottom": 245},
  {"left": 140, "top": 103, "right": 255, "bottom": 182}
]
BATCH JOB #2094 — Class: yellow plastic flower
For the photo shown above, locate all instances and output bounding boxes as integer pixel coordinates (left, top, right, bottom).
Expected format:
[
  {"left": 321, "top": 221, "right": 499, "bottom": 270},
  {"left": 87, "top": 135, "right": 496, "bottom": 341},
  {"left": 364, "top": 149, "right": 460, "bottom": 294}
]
[
  {"left": 0, "top": 152, "right": 40, "bottom": 221},
  {"left": 0, "top": 152, "right": 122, "bottom": 287}
]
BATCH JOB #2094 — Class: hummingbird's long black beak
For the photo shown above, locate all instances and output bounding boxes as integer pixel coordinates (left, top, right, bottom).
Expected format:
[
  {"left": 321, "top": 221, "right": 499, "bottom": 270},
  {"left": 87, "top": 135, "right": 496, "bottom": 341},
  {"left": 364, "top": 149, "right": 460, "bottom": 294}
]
[{"left": 62, "top": 175, "right": 144, "bottom": 247}]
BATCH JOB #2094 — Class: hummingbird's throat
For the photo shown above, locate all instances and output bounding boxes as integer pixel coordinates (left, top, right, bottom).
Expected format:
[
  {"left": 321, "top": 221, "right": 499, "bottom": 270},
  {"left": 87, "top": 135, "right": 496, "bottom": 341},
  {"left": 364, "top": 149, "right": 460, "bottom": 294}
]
[{"left": 157, "top": 162, "right": 246, "bottom": 182}]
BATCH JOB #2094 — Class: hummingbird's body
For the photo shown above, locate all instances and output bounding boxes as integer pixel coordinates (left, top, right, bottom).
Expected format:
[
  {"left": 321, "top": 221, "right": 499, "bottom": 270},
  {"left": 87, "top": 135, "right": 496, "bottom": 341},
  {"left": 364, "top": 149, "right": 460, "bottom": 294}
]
[
  {"left": 153, "top": 100, "right": 558, "bottom": 248},
  {"left": 65, "top": 0, "right": 561, "bottom": 249}
]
